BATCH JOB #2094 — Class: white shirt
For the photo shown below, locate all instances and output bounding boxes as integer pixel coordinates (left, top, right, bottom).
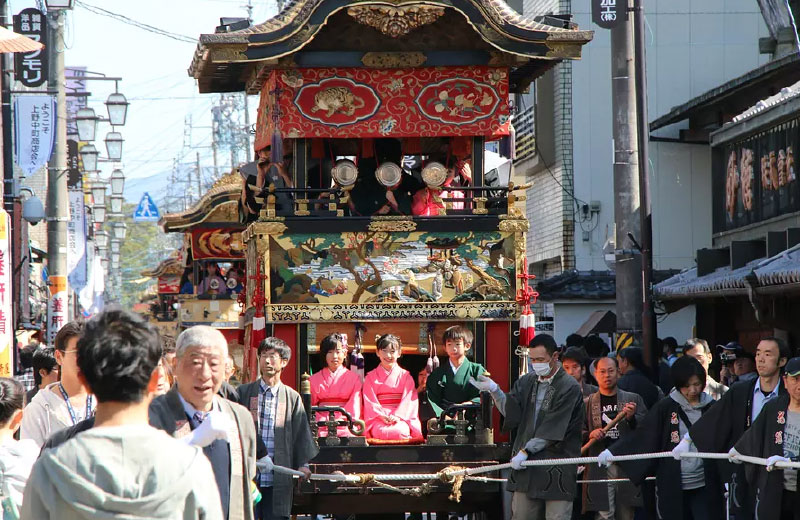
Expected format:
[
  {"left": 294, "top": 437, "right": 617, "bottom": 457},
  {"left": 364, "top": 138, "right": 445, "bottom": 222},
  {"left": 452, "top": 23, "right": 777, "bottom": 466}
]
[
  {"left": 752, "top": 378, "right": 781, "bottom": 423},
  {"left": 450, "top": 361, "right": 463, "bottom": 375}
]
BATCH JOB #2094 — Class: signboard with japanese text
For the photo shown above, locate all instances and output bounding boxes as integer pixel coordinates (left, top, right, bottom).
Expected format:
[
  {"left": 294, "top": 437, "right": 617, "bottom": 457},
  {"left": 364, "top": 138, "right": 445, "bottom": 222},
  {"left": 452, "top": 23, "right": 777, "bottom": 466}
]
[
  {"left": 67, "top": 189, "right": 87, "bottom": 291},
  {"left": 14, "top": 95, "right": 56, "bottom": 175},
  {"left": 66, "top": 67, "right": 87, "bottom": 139},
  {"left": 592, "top": 0, "right": 623, "bottom": 29},
  {"left": 13, "top": 8, "right": 47, "bottom": 88},
  {"left": 0, "top": 210, "right": 13, "bottom": 377},
  {"left": 47, "top": 275, "right": 68, "bottom": 346},
  {"left": 713, "top": 116, "right": 800, "bottom": 234}
]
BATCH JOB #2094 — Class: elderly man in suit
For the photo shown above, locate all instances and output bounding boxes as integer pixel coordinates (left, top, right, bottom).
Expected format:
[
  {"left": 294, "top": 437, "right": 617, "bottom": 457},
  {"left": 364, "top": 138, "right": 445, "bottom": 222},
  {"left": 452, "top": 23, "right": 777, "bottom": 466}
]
[
  {"left": 238, "top": 337, "right": 318, "bottom": 520},
  {"left": 150, "top": 325, "right": 258, "bottom": 520}
]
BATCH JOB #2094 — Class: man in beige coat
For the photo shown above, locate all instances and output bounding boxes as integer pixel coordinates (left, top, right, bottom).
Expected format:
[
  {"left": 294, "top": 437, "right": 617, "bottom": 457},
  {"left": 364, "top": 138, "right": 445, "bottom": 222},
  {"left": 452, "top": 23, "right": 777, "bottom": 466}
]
[{"left": 150, "top": 326, "right": 258, "bottom": 520}]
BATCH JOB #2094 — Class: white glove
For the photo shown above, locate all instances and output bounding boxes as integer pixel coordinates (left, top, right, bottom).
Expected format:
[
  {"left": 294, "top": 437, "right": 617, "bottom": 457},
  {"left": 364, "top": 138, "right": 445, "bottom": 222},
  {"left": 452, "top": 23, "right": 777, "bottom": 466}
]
[
  {"left": 184, "top": 411, "right": 232, "bottom": 448},
  {"left": 727, "top": 447, "right": 743, "bottom": 464},
  {"left": 256, "top": 454, "right": 274, "bottom": 473},
  {"left": 597, "top": 449, "right": 614, "bottom": 468},
  {"left": 766, "top": 455, "right": 789, "bottom": 472},
  {"left": 671, "top": 436, "right": 692, "bottom": 460},
  {"left": 510, "top": 450, "right": 528, "bottom": 470},
  {"left": 469, "top": 375, "right": 498, "bottom": 393}
]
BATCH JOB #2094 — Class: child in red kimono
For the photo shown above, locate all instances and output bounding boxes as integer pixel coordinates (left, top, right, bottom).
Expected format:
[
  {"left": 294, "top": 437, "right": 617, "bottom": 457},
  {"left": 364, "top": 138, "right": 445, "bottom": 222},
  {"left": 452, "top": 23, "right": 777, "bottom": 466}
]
[
  {"left": 363, "top": 334, "right": 423, "bottom": 441},
  {"left": 310, "top": 333, "right": 362, "bottom": 437}
]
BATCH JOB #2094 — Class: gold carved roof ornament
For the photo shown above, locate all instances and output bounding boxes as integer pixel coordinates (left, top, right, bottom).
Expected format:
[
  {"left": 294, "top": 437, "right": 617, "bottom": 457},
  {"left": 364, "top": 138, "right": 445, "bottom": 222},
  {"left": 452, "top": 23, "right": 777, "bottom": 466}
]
[
  {"left": 367, "top": 216, "right": 418, "bottom": 232},
  {"left": 160, "top": 169, "right": 243, "bottom": 231},
  {"left": 346, "top": 5, "right": 445, "bottom": 38}
]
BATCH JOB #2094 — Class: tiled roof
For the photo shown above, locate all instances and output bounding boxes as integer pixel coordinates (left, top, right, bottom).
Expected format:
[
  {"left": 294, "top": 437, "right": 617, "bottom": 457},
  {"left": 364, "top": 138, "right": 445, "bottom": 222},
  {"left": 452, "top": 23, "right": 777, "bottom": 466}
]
[
  {"left": 536, "top": 269, "right": 683, "bottom": 301},
  {"left": 655, "top": 243, "right": 800, "bottom": 299},
  {"left": 731, "top": 79, "right": 800, "bottom": 123}
]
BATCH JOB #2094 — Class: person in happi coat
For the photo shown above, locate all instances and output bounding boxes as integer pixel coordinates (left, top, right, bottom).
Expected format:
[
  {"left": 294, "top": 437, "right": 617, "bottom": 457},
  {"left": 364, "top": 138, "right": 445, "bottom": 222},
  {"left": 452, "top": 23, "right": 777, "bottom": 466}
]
[
  {"left": 732, "top": 356, "right": 800, "bottom": 520},
  {"left": 687, "top": 336, "right": 789, "bottom": 520},
  {"left": 309, "top": 333, "right": 362, "bottom": 437},
  {"left": 149, "top": 325, "right": 259, "bottom": 520},
  {"left": 426, "top": 325, "right": 485, "bottom": 423},
  {"left": 601, "top": 356, "right": 723, "bottom": 520},
  {"left": 582, "top": 357, "right": 646, "bottom": 520},
  {"left": 470, "top": 333, "right": 584, "bottom": 520},
  {"left": 362, "top": 334, "right": 423, "bottom": 441},
  {"left": 237, "top": 337, "right": 318, "bottom": 520}
]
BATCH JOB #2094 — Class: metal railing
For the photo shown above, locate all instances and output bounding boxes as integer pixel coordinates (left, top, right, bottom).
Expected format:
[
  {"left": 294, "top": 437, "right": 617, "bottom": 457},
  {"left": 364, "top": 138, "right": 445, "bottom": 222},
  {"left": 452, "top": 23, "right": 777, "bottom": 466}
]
[{"left": 514, "top": 106, "right": 536, "bottom": 162}]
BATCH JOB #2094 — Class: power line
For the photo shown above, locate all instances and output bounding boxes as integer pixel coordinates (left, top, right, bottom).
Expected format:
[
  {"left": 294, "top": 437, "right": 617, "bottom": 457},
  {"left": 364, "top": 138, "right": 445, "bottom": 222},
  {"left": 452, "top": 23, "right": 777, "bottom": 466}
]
[{"left": 74, "top": 1, "right": 197, "bottom": 43}]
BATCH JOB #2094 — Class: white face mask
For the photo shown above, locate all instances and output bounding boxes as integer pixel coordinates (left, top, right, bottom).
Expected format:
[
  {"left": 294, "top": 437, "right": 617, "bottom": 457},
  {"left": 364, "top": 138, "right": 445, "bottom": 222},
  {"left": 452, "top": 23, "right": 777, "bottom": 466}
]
[{"left": 530, "top": 361, "right": 552, "bottom": 377}]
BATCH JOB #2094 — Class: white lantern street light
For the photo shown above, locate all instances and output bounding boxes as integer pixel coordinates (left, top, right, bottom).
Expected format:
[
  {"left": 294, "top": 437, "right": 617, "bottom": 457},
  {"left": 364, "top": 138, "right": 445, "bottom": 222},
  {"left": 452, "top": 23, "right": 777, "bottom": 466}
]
[
  {"left": 111, "top": 251, "right": 121, "bottom": 264},
  {"left": 110, "top": 169, "right": 125, "bottom": 195},
  {"left": 76, "top": 108, "right": 98, "bottom": 142},
  {"left": 80, "top": 144, "right": 99, "bottom": 173},
  {"left": 112, "top": 222, "right": 127, "bottom": 240},
  {"left": 111, "top": 259, "right": 120, "bottom": 270},
  {"left": 44, "top": 0, "right": 75, "bottom": 8},
  {"left": 111, "top": 239, "right": 121, "bottom": 254},
  {"left": 95, "top": 230, "right": 109, "bottom": 249},
  {"left": 104, "top": 132, "right": 124, "bottom": 161},
  {"left": 90, "top": 181, "right": 107, "bottom": 206},
  {"left": 93, "top": 204, "right": 106, "bottom": 224},
  {"left": 106, "top": 93, "right": 129, "bottom": 126},
  {"left": 109, "top": 195, "right": 123, "bottom": 215},
  {"left": 100, "top": 258, "right": 109, "bottom": 271}
]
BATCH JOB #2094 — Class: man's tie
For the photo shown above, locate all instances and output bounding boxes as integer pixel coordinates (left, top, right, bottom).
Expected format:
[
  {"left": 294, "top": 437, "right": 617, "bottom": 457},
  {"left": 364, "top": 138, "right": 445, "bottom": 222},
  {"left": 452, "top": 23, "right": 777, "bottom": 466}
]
[{"left": 194, "top": 411, "right": 207, "bottom": 426}]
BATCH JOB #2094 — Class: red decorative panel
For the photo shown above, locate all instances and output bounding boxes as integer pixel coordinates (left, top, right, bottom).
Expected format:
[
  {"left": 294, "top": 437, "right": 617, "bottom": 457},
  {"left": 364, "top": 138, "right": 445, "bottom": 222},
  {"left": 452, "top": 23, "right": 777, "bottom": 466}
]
[
  {"left": 255, "top": 67, "right": 510, "bottom": 149},
  {"left": 157, "top": 274, "right": 180, "bottom": 294},
  {"left": 191, "top": 228, "right": 245, "bottom": 260}
]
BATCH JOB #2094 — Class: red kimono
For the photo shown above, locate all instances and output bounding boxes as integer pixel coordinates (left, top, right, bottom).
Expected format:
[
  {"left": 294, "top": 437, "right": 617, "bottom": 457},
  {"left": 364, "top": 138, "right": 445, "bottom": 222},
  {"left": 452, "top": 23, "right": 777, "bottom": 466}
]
[
  {"left": 310, "top": 365, "right": 362, "bottom": 437},
  {"left": 363, "top": 364, "right": 423, "bottom": 440}
]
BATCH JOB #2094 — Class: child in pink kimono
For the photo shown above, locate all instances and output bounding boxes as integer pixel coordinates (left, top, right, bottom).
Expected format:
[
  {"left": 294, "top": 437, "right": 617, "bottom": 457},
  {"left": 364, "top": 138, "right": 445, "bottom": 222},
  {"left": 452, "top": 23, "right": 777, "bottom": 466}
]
[
  {"left": 362, "top": 334, "right": 423, "bottom": 440},
  {"left": 310, "top": 333, "right": 362, "bottom": 437}
]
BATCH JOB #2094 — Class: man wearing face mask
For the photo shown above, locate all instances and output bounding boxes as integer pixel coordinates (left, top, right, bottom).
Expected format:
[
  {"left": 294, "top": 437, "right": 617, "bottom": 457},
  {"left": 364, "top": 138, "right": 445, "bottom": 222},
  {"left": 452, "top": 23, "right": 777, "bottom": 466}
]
[{"left": 470, "top": 334, "right": 584, "bottom": 520}]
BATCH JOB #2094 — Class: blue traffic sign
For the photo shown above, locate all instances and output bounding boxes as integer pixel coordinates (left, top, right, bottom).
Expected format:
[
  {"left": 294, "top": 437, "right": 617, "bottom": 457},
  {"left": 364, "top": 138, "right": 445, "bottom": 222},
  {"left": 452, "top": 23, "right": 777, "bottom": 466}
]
[{"left": 133, "top": 192, "right": 160, "bottom": 222}]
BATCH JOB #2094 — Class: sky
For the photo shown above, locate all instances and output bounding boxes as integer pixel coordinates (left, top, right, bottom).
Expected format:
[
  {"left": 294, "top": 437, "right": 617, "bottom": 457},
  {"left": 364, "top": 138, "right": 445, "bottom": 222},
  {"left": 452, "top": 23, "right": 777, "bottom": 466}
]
[{"left": 10, "top": 0, "right": 277, "bottom": 190}]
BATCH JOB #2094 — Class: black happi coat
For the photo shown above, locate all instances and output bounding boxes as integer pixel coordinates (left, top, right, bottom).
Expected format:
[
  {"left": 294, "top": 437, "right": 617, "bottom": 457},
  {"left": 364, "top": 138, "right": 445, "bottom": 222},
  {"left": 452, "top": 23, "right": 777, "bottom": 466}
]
[
  {"left": 734, "top": 395, "right": 800, "bottom": 520},
  {"left": 610, "top": 396, "right": 723, "bottom": 520},
  {"left": 689, "top": 378, "right": 786, "bottom": 520}
]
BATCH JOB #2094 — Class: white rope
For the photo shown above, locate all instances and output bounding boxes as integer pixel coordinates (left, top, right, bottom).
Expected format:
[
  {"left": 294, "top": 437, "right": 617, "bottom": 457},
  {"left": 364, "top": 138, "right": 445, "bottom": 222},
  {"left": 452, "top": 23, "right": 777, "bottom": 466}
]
[{"left": 272, "top": 450, "right": 800, "bottom": 483}]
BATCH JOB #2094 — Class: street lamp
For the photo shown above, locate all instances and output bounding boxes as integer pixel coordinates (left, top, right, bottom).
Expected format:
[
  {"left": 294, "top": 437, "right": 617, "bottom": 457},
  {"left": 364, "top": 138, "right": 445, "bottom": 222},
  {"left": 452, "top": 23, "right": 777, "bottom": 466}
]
[
  {"left": 95, "top": 230, "right": 109, "bottom": 249},
  {"left": 45, "top": 0, "right": 75, "bottom": 8},
  {"left": 90, "top": 181, "right": 107, "bottom": 206},
  {"left": 112, "top": 222, "right": 127, "bottom": 240},
  {"left": 111, "top": 258, "right": 120, "bottom": 269},
  {"left": 104, "top": 132, "right": 123, "bottom": 161},
  {"left": 100, "top": 258, "right": 109, "bottom": 271},
  {"left": 110, "top": 169, "right": 125, "bottom": 195},
  {"left": 106, "top": 93, "right": 129, "bottom": 126},
  {"left": 93, "top": 204, "right": 106, "bottom": 224},
  {"left": 76, "top": 108, "right": 98, "bottom": 142},
  {"left": 110, "top": 239, "right": 121, "bottom": 254},
  {"left": 109, "top": 195, "right": 123, "bottom": 215},
  {"left": 80, "top": 144, "right": 99, "bottom": 172}
]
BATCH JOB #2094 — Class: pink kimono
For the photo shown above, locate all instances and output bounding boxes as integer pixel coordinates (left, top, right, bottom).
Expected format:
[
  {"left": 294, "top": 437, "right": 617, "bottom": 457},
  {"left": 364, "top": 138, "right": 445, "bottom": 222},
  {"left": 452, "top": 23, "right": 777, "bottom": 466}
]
[
  {"left": 362, "top": 364, "right": 423, "bottom": 440},
  {"left": 310, "top": 365, "right": 362, "bottom": 437}
]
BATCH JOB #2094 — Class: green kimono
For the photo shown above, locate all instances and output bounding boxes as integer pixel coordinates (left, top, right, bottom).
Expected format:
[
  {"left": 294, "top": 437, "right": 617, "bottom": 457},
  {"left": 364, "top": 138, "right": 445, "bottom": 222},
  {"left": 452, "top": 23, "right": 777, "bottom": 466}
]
[{"left": 427, "top": 358, "right": 486, "bottom": 416}]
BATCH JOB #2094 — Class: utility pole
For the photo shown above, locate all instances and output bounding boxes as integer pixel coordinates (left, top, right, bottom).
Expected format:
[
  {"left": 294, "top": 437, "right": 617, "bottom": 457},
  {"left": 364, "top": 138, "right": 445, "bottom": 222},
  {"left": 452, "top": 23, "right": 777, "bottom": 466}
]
[
  {"left": 195, "top": 151, "right": 202, "bottom": 204},
  {"left": 45, "top": 8, "right": 69, "bottom": 343},
  {"left": 610, "top": 1, "right": 643, "bottom": 351},
  {"left": 633, "top": 0, "right": 657, "bottom": 375}
]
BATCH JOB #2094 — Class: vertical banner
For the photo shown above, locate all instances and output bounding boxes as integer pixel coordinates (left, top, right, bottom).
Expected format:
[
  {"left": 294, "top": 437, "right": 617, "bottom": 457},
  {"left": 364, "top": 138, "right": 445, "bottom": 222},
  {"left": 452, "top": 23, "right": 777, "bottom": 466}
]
[
  {"left": 78, "top": 243, "right": 104, "bottom": 317},
  {"left": 66, "top": 67, "right": 87, "bottom": 139},
  {"left": 0, "top": 210, "right": 13, "bottom": 377},
  {"left": 67, "top": 189, "right": 87, "bottom": 291},
  {"left": 47, "top": 276, "right": 68, "bottom": 346},
  {"left": 14, "top": 95, "right": 56, "bottom": 176}
]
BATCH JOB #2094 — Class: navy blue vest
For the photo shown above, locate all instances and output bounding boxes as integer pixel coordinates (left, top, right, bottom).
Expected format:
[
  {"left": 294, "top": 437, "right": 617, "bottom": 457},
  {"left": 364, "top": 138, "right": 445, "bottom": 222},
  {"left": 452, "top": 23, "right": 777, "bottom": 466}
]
[{"left": 190, "top": 416, "right": 231, "bottom": 519}]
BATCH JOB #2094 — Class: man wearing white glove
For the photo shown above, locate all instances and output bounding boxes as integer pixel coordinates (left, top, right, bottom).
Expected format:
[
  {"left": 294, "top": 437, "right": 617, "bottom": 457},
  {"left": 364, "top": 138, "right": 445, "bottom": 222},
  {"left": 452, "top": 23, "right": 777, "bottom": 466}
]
[
  {"left": 182, "top": 410, "right": 233, "bottom": 447},
  {"left": 471, "top": 334, "right": 584, "bottom": 520},
  {"left": 150, "top": 326, "right": 258, "bottom": 520},
  {"left": 733, "top": 356, "right": 800, "bottom": 519}
]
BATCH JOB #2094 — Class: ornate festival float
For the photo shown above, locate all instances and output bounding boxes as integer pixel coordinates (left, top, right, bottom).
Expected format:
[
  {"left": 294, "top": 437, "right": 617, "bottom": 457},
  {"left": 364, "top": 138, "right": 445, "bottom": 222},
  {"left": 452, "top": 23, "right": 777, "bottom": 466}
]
[{"left": 189, "top": 0, "right": 592, "bottom": 516}]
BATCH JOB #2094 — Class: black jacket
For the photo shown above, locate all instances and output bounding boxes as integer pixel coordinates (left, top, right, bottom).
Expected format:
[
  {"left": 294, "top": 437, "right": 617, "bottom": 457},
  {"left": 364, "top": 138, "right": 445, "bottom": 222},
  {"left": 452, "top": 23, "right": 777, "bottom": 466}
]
[{"left": 618, "top": 368, "right": 662, "bottom": 409}]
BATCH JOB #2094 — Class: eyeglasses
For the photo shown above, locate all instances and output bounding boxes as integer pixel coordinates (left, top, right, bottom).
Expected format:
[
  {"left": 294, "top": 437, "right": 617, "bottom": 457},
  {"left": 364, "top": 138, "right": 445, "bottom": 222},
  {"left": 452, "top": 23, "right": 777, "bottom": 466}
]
[{"left": 259, "top": 352, "right": 282, "bottom": 361}]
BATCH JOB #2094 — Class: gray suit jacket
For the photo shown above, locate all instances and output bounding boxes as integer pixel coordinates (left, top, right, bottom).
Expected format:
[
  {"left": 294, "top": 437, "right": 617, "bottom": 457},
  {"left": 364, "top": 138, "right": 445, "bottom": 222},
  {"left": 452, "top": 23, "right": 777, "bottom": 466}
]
[
  {"left": 238, "top": 380, "right": 319, "bottom": 518},
  {"left": 150, "top": 386, "right": 257, "bottom": 520}
]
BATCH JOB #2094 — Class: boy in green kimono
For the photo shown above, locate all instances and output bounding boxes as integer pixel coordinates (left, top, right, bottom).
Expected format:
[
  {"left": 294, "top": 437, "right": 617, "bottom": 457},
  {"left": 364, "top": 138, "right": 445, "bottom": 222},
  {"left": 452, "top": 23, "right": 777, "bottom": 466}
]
[{"left": 427, "top": 325, "right": 486, "bottom": 421}]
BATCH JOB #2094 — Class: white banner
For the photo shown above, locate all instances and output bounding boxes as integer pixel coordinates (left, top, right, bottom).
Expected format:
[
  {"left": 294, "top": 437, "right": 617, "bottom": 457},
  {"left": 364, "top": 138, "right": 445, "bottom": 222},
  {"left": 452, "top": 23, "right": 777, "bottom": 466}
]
[
  {"left": 0, "top": 210, "right": 12, "bottom": 377},
  {"left": 46, "top": 275, "right": 68, "bottom": 346},
  {"left": 14, "top": 94, "right": 56, "bottom": 176},
  {"left": 79, "top": 243, "right": 104, "bottom": 316},
  {"left": 67, "top": 189, "right": 87, "bottom": 291}
]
